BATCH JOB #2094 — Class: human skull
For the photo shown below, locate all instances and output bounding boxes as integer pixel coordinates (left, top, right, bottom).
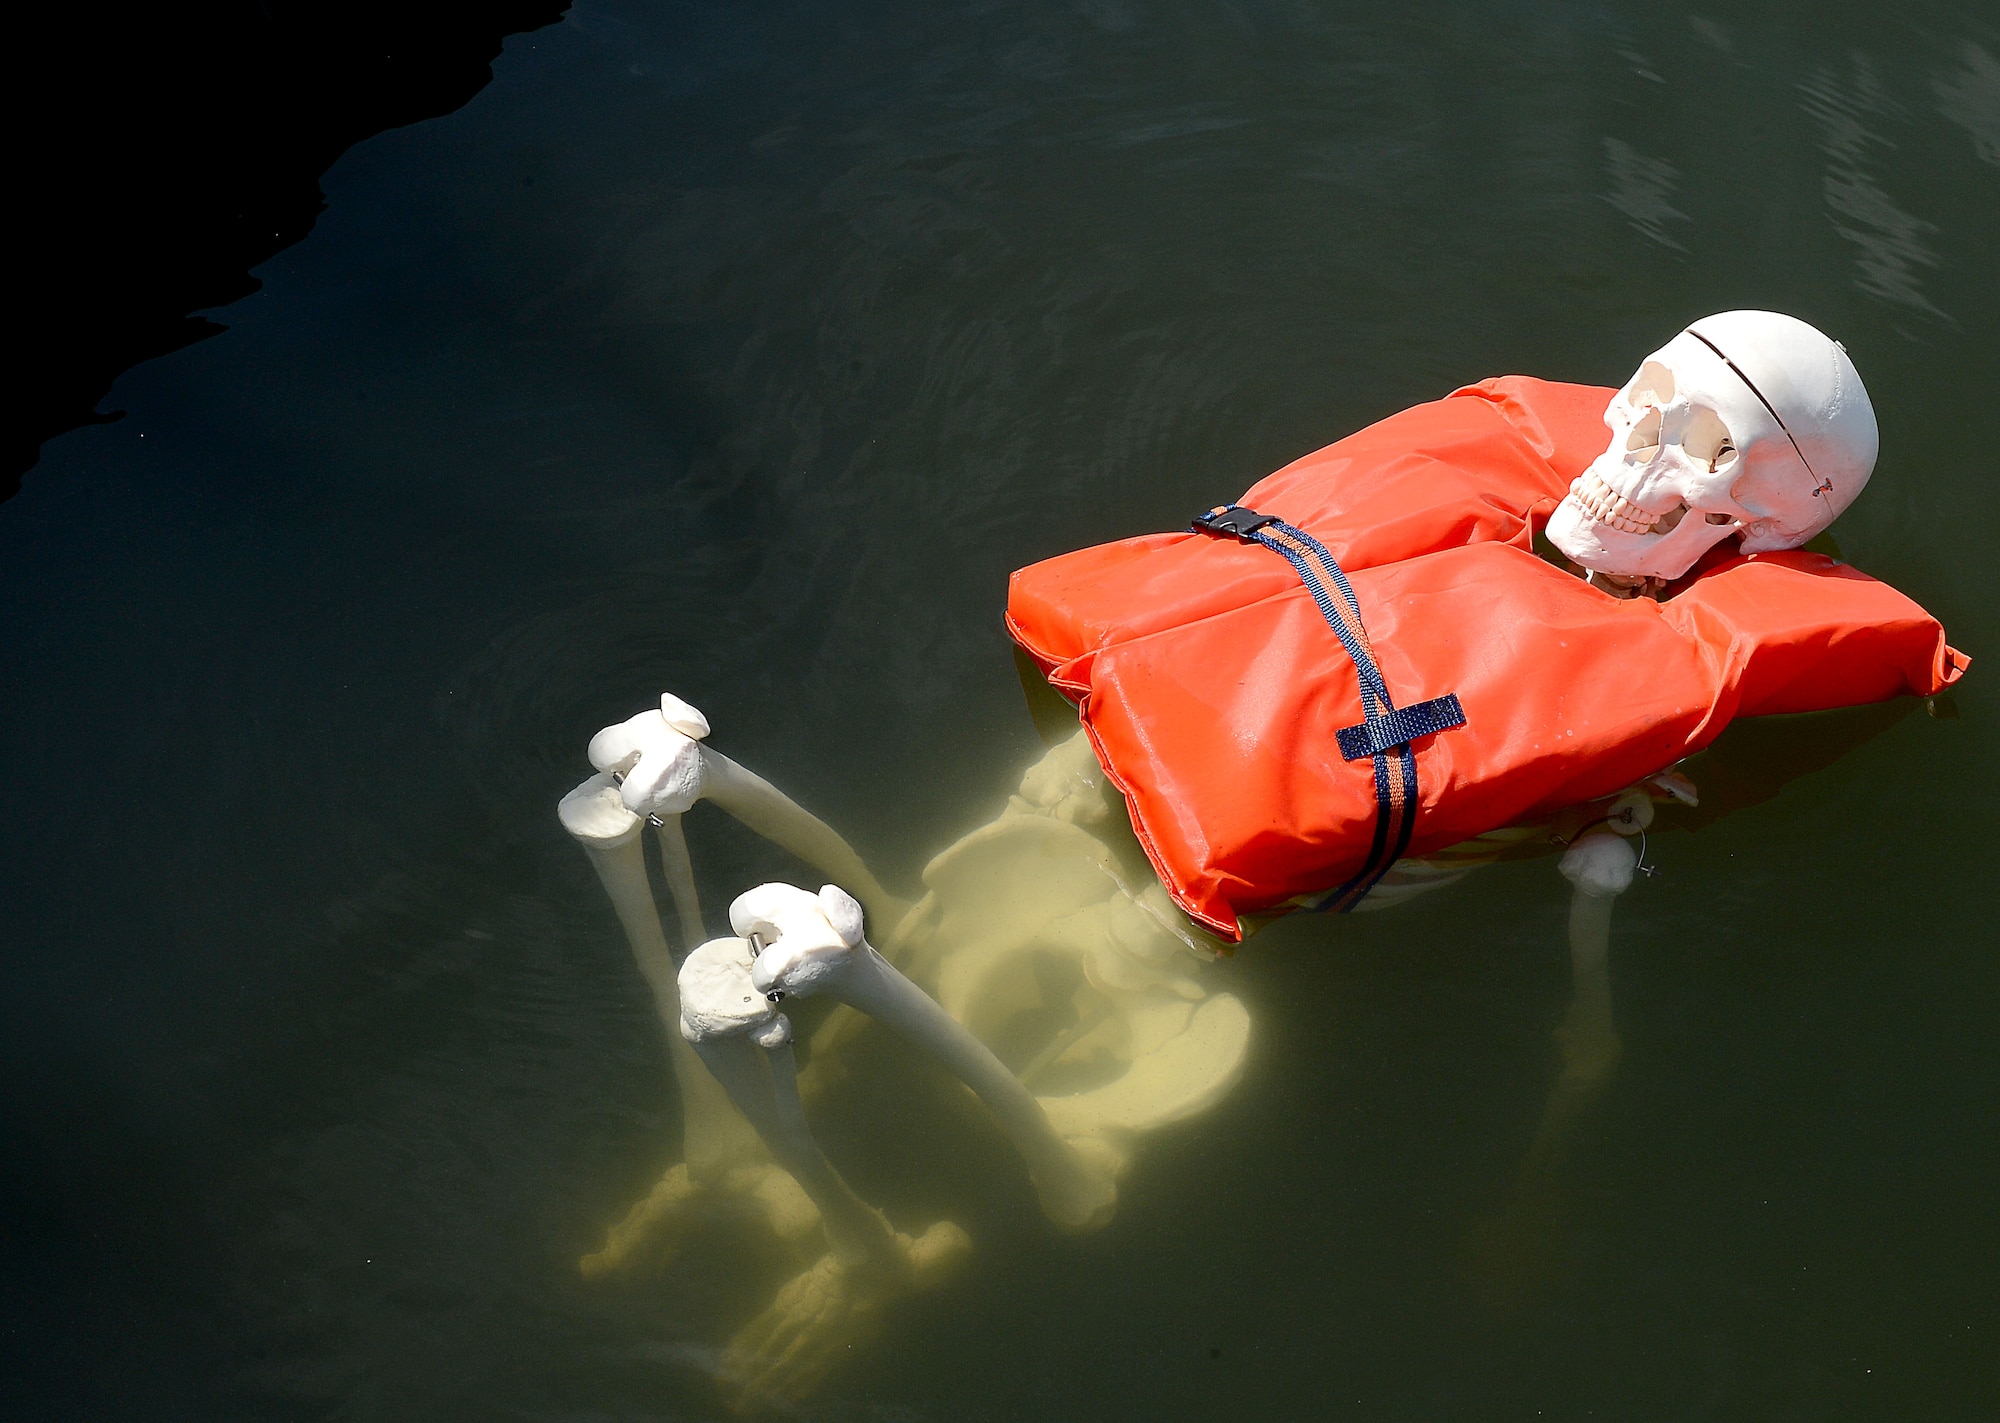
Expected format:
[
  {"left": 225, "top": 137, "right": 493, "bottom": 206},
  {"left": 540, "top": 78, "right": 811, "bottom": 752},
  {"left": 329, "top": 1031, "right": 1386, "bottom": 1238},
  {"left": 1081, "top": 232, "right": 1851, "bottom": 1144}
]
[{"left": 1546, "top": 311, "right": 1879, "bottom": 580}]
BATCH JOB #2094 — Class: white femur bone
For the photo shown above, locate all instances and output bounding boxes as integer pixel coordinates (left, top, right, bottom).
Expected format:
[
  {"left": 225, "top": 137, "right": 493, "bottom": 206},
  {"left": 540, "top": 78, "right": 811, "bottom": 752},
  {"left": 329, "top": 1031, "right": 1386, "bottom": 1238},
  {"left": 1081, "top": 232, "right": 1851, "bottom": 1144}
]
[
  {"left": 556, "top": 773, "right": 765, "bottom": 1185},
  {"left": 735, "top": 881, "right": 1119, "bottom": 1233},
  {"left": 585, "top": 694, "right": 906, "bottom": 935}
]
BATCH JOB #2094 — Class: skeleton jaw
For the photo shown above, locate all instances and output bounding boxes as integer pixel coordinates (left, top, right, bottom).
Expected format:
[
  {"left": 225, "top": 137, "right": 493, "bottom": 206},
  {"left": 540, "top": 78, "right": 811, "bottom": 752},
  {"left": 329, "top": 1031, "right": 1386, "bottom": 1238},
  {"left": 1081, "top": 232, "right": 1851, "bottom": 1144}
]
[
  {"left": 1567, "top": 466, "right": 1675, "bottom": 535},
  {"left": 1547, "top": 454, "right": 1740, "bottom": 581}
]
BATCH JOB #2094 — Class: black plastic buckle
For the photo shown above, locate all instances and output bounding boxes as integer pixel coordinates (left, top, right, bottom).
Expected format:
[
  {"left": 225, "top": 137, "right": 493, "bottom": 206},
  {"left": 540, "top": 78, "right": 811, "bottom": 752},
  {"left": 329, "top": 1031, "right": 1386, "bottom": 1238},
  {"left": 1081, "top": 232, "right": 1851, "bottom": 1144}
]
[{"left": 1191, "top": 505, "right": 1279, "bottom": 541}]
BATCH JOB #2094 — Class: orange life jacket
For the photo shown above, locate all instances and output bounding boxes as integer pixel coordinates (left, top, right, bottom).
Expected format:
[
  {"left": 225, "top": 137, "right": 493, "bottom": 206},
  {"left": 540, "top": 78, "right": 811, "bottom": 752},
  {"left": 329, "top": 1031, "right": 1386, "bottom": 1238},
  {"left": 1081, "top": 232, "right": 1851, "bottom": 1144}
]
[{"left": 1006, "top": 377, "right": 1969, "bottom": 942}]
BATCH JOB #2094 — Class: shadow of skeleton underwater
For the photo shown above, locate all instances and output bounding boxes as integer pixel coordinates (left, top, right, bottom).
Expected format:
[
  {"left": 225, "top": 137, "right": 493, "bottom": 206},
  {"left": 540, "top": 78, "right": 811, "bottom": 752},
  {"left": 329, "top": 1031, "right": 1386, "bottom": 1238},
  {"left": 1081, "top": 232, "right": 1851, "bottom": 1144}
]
[{"left": 557, "top": 674, "right": 1921, "bottom": 1409}]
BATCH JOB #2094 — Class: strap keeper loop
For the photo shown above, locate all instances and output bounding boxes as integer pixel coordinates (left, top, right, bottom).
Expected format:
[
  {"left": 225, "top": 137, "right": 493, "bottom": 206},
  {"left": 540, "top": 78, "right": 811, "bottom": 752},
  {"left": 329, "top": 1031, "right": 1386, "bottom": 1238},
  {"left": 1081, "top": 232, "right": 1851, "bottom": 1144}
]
[{"left": 1336, "top": 694, "right": 1467, "bottom": 761}]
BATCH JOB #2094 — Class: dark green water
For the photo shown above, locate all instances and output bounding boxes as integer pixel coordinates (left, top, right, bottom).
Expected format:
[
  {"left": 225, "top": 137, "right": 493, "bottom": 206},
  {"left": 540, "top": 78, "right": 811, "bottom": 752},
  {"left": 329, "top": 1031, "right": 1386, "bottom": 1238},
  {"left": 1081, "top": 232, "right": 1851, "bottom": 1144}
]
[{"left": 3, "top": 3, "right": 1995, "bottom": 1418}]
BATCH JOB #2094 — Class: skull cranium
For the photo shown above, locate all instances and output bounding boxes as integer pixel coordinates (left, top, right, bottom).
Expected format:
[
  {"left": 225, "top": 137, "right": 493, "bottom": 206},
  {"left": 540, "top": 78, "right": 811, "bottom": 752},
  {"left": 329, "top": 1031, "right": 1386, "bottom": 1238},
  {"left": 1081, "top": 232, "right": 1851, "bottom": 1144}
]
[{"left": 1546, "top": 310, "right": 1879, "bottom": 581}]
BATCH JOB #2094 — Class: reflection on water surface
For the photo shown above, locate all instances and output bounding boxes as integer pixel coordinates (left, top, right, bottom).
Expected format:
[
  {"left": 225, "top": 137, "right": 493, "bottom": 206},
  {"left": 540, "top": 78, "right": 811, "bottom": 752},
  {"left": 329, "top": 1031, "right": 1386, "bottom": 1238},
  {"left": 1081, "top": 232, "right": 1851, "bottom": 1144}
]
[{"left": 2, "top": 2, "right": 1994, "bottom": 1419}]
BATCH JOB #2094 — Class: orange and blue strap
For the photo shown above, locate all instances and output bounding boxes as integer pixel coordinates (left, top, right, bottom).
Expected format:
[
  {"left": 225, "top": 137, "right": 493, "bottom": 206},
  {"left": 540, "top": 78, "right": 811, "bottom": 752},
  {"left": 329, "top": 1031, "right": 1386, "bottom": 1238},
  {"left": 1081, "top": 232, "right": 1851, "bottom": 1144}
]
[{"left": 1191, "top": 504, "right": 1466, "bottom": 910}]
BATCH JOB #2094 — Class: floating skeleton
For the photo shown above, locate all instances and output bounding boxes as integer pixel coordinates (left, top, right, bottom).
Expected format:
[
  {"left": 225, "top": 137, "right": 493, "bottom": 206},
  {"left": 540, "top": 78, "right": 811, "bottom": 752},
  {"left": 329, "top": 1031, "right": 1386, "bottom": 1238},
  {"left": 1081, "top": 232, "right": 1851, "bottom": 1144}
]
[
  {"left": 560, "top": 704, "right": 1252, "bottom": 1405},
  {"left": 559, "top": 310, "right": 1885, "bottom": 1405},
  {"left": 560, "top": 696, "right": 1672, "bottom": 1403}
]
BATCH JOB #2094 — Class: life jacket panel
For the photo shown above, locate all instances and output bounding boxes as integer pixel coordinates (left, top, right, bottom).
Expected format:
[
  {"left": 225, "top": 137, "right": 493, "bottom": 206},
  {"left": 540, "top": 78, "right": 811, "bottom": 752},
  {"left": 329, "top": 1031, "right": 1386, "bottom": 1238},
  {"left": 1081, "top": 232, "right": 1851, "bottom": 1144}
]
[
  {"left": 1006, "top": 377, "right": 1967, "bottom": 941},
  {"left": 1007, "top": 377, "right": 1611, "bottom": 684}
]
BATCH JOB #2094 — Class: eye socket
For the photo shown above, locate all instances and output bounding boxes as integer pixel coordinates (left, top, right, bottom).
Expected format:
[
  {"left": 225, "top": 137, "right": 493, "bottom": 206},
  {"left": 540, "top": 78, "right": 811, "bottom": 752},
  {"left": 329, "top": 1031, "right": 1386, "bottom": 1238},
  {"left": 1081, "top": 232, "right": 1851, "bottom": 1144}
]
[
  {"left": 1625, "top": 407, "right": 1662, "bottom": 454},
  {"left": 1682, "top": 408, "right": 1736, "bottom": 470},
  {"left": 1626, "top": 360, "right": 1676, "bottom": 409}
]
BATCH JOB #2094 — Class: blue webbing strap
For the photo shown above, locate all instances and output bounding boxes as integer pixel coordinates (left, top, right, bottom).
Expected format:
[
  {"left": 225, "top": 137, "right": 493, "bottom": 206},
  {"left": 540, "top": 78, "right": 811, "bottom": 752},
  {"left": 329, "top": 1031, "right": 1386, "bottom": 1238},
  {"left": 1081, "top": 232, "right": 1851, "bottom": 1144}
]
[{"left": 1191, "top": 503, "right": 1468, "bottom": 911}]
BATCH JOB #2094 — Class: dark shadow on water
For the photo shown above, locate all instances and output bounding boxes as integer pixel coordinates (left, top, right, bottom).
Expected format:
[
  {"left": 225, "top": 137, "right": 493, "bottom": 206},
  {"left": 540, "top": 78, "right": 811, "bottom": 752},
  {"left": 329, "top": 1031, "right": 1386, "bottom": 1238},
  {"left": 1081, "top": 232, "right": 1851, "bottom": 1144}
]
[{"left": 9, "top": 1, "right": 571, "bottom": 501}]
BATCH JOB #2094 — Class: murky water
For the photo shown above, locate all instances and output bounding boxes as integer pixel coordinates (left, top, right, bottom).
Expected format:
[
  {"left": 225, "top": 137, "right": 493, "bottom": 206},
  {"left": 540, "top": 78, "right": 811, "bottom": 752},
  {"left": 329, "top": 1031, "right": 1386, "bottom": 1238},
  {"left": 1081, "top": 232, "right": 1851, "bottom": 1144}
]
[{"left": 4, "top": 3, "right": 1995, "bottom": 1418}]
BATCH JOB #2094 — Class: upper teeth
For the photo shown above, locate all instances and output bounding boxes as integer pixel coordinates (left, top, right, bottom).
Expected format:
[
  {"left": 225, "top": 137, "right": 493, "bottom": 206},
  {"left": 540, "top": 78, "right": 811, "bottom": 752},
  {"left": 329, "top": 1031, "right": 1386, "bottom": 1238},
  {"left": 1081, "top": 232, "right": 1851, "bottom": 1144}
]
[{"left": 1569, "top": 470, "right": 1667, "bottom": 535}]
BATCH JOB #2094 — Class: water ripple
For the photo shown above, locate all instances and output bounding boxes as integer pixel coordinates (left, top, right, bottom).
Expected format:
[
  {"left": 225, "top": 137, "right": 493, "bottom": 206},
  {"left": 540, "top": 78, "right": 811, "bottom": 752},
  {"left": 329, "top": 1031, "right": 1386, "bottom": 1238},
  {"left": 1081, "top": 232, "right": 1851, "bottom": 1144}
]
[
  {"left": 1933, "top": 41, "right": 2000, "bottom": 167},
  {"left": 1601, "top": 137, "right": 1689, "bottom": 251},
  {"left": 1798, "top": 58, "right": 1950, "bottom": 322}
]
